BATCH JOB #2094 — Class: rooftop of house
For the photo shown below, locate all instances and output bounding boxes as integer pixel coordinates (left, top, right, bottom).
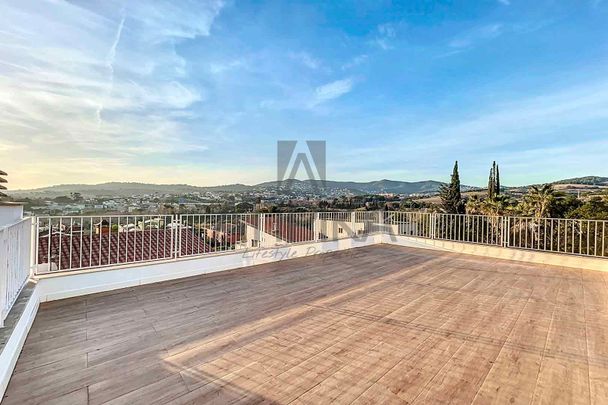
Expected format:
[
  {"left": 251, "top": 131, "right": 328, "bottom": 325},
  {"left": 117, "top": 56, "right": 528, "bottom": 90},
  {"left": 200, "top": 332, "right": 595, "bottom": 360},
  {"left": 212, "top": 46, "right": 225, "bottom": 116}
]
[
  {"left": 4, "top": 244, "right": 607, "bottom": 404},
  {"left": 37, "top": 229, "right": 211, "bottom": 272}
]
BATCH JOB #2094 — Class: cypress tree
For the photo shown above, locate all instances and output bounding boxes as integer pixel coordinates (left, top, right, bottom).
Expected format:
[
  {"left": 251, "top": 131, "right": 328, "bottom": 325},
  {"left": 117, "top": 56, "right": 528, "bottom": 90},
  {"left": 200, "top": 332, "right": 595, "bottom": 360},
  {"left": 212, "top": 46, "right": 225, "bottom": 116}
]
[
  {"left": 495, "top": 164, "right": 500, "bottom": 196},
  {"left": 440, "top": 161, "right": 464, "bottom": 213},
  {"left": 488, "top": 167, "right": 495, "bottom": 199},
  {"left": 488, "top": 161, "right": 501, "bottom": 199}
]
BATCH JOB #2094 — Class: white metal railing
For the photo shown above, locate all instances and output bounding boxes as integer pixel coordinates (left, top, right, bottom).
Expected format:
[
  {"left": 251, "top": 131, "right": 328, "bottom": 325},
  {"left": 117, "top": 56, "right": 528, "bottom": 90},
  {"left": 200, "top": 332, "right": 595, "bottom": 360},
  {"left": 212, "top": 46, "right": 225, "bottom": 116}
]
[
  {"left": 0, "top": 218, "right": 31, "bottom": 326},
  {"left": 178, "top": 213, "right": 262, "bottom": 256},
  {"left": 384, "top": 211, "right": 434, "bottom": 239},
  {"left": 35, "top": 215, "right": 175, "bottom": 273},
  {"left": 31, "top": 211, "right": 608, "bottom": 275},
  {"left": 34, "top": 212, "right": 384, "bottom": 273},
  {"left": 384, "top": 213, "right": 608, "bottom": 258},
  {"left": 506, "top": 216, "right": 607, "bottom": 257},
  {"left": 434, "top": 213, "right": 506, "bottom": 246}
]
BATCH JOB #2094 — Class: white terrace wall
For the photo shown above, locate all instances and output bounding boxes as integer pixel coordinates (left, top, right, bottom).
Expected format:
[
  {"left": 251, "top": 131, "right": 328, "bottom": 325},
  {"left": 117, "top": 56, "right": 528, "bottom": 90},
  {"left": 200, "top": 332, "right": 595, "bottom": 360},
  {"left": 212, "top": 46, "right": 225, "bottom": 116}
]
[
  {"left": 385, "top": 234, "right": 608, "bottom": 272},
  {"left": 35, "top": 233, "right": 384, "bottom": 302}
]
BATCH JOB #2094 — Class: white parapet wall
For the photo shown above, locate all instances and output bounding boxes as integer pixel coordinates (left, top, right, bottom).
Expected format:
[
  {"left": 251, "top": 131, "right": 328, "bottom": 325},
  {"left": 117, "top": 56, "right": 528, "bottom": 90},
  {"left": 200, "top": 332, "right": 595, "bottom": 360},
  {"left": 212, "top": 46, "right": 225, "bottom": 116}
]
[
  {"left": 35, "top": 233, "right": 383, "bottom": 302},
  {"left": 384, "top": 234, "right": 608, "bottom": 272},
  {"left": 32, "top": 231, "right": 608, "bottom": 302},
  {"left": 0, "top": 284, "right": 39, "bottom": 399}
]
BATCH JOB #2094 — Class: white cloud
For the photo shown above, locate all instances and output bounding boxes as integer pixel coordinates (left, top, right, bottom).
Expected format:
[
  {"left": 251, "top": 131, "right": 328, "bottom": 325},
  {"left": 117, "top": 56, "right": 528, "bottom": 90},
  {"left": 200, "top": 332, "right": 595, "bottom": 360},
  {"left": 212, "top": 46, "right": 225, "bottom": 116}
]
[
  {"left": 328, "top": 77, "right": 608, "bottom": 185},
  {"left": 312, "top": 78, "right": 354, "bottom": 105},
  {"left": 288, "top": 51, "right": 321, "bottom": 70},
  {"left": 0, "top": 0, "right": 223, "bottom": 188},
  {"left": 378, "top": 23, "right": 396, "bottom": 38},
  {"left": 448, "top": 23, "right": 503, "bottom": 49},
  {"left": 341, "top": 54, "right": 368, "bottom": 70},
  {"left": 208, "top": 59, "right": 246, "bottom": 74},
  {"left": 371, "top": 23, "right": 397, "bottom": 50}
]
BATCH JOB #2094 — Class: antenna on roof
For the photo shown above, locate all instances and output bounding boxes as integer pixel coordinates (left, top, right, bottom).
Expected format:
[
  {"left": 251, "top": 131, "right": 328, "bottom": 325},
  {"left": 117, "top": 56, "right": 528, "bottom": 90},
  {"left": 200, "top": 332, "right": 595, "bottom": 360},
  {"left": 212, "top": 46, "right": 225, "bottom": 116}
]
[{"left": 0, "top": 170, "right": 7, "bottom": 199}]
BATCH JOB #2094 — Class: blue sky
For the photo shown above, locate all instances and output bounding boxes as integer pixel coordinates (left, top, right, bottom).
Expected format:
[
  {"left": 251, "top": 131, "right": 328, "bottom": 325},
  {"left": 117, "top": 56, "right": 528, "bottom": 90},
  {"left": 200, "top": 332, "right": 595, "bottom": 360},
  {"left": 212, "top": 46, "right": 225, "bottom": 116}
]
[{"left": 1, "top": 0, "right": 608, "bottom": 189}]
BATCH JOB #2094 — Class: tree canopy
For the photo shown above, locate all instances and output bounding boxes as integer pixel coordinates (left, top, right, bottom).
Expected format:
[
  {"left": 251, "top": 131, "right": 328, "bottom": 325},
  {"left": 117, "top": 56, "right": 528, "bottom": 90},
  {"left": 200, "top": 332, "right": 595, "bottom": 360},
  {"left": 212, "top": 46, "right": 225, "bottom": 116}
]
[{"left": 439, "top": 161, "right": 464, "bottom": 214}]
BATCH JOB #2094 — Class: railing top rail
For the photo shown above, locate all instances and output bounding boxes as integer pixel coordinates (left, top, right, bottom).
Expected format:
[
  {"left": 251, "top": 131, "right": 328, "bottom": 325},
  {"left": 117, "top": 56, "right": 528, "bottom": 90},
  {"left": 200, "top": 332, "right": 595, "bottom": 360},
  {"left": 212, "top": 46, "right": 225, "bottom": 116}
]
[
  {"left": 36, "top": 214, "right": 174, "bottom": 219},
  {"left": 505, "top": 216, "right": 608, "bottom": 222},
  {"left": 394, "top": 212, "right": 505, "bottom": 220},
  {"left": 31, "top": 211, "right": 608, "bottom": 222}
]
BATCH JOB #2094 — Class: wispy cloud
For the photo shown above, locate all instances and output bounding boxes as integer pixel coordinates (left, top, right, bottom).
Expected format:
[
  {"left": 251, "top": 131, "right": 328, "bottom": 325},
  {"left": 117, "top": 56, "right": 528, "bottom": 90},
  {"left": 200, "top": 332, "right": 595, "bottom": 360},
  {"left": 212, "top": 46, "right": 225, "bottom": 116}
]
[
  {"left": 312, "top": 78, "right": 354, "bottom": 106},
  {"left": 208, "top": 59, "right": 246, "bottom": 74},
  {"left": 97, "top": 11, "right": 126, "bottom": 127},
  {"left": 289, "top": 51, "right": 322, "bottom": 70},
  {"left": 371, "top": 23, "right": 397, "bottom": 50},
  {"left": 0, "top": 0, "right": 222, "bottom": 187},
  {"left": 448, "top": 23, "right": 503, "bottom": 49},
  {"left": 329, "top": 77, "right": 608, "bottom": 184},
  {"left": 341, "top": 54, "right": 368, "bottom": 70}
]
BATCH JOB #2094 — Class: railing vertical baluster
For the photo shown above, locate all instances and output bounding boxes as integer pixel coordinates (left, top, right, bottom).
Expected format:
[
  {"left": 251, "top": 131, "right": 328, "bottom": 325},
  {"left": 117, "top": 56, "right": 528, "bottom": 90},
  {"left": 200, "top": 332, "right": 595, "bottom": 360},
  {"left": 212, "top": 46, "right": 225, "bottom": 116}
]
[
  {"left": 587, "top": 220, "right": 591, "bottom": 255},
  {"left": 108, "top": 217, "right": 112, "bottom": 265},
  {"left": 594, "top": 221, "right": 598, "bottom": 256},
  {"left": 58, "top": 217, "right": 63, "bottom": 271},
  {"left": 560, "top": 219, "right": 563, "bottom": 253},
  {"left": 602, "top": 221, "right": 606, "bottom": 257},
  {"left": 68, "top": 217, "right": 73, "bottom": 270},
  {"left": 34, "top": 217, "right": 39, "bottom": 274},
  {"left": 47, "top": 218, "right": 51, "bottom": 272},
  {"left": 572, "top": 220, "right": 575, "bottom": 254}
]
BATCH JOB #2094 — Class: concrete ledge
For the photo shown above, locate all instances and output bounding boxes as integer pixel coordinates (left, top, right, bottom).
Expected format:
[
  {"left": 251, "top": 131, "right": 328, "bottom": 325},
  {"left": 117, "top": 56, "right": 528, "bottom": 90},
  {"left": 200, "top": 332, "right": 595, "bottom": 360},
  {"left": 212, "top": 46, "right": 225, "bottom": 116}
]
[
  {"left": 36, "top": 235, "right": 382, "bottom": 302},
  {"left": 384, "top": 235, "right": 608, "bottom": 272},
  {"left": 0, "top": 282, "right": 39, "bottom": 399}
]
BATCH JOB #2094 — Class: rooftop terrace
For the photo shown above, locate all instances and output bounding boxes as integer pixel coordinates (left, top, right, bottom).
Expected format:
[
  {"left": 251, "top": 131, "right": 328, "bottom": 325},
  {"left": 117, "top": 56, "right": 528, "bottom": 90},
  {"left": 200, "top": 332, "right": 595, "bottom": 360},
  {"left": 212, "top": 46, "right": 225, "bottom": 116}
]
[{"left": 3, "top": 244, "right": 608, "bottom": 404}]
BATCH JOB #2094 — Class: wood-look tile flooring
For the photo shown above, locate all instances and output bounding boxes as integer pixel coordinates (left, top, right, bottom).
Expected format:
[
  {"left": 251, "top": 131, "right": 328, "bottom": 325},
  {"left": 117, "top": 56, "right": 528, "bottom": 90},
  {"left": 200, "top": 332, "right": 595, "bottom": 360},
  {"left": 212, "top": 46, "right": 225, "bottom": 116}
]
[{"left": 4, "top": 245, "right": 608, "bottom": 404}]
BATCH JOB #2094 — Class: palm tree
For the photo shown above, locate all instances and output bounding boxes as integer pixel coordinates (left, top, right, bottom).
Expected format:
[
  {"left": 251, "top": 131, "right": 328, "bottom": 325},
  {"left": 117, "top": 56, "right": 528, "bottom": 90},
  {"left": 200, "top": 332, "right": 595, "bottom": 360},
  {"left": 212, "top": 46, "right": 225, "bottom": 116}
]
[
  {"left": 510, "top": 184, "right": 559, "bottom": 249},
  {"left": 466, "top": 194, "right": 511, "bottom": 216},
  {"left": 524, "top": 184, "right": 556, "bottom": 218},
  {"left": 480, "top": 195, "right": 511, "bottom": 216},
  {"left": 465, "top": 195, "right": 483, "bottom": 215},
  {"left": 0, "top": 170, "right": 7, "bottom": 199}
]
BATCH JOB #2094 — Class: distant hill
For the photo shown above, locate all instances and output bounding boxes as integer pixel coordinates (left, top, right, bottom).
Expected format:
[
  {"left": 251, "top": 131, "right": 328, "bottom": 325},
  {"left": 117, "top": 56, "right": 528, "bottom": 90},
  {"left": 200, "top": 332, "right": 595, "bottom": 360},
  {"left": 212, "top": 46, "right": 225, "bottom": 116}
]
[
  {"left": 552, "top": 176, "right": 608, "bottom": 186},
  {"left": 507, "top": 176, "right": 608, "bottom": 194},
  {"left": 11, "top": 179, "right": 457, "bottom": 197},
  {"left": 10, "top": 176, "right": 604, "bottom": 198},
  {"left": 10, "top": 182, "right": 251, "bottom": 197},
  {"left": 252, "top": 179, "right": 458, "bottom": 195}
]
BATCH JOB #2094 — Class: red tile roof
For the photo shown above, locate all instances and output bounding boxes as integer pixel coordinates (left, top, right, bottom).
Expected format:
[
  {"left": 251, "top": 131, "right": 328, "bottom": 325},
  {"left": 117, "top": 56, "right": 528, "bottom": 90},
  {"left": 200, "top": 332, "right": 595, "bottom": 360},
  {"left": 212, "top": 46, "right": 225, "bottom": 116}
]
[{"left": 38, "top": 229, "right": 209, "bottom": 271}]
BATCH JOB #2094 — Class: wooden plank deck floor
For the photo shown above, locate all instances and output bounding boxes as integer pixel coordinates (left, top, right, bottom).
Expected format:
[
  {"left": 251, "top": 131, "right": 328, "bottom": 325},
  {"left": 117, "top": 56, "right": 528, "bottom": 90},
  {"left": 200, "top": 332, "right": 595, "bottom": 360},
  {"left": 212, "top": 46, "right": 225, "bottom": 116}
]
[{"left": 4, "top": 244, "right": 608, "bottom": 404}]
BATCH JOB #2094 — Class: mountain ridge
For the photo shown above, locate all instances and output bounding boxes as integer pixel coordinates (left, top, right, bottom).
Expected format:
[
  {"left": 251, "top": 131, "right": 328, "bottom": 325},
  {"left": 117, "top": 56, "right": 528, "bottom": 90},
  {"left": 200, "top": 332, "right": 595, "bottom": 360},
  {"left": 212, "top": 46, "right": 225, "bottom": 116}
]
[
  {"left": 11, "top": 179, "right": 459, "bottom": 197},
  {"left": 9, "top": 176, "right": 606, "bottom": 198}
]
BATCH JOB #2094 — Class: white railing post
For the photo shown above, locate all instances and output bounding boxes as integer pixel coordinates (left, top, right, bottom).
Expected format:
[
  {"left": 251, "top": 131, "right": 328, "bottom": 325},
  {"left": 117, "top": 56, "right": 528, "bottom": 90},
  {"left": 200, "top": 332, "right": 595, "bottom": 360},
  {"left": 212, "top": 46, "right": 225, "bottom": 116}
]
[
  {"left": 173, "top": 214, "right": 180, "bottom": 259},
  {"left": 314, "top": 212, "right": 319, "bottom": 242},
  {"left": 351, "top": 212, "right": 356, "bottom": 238},
  {"left": 260, "top": 213, "right": 265, "bottom": 247},
  {"left": 31, "top": 217, "right": 38, "bottom": 277},
  {"left": 0, "top": 203, "right": 31, "bottom": 327},
  {"left": 503, "top": 216, "right": 510, "bottom": 248}
]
